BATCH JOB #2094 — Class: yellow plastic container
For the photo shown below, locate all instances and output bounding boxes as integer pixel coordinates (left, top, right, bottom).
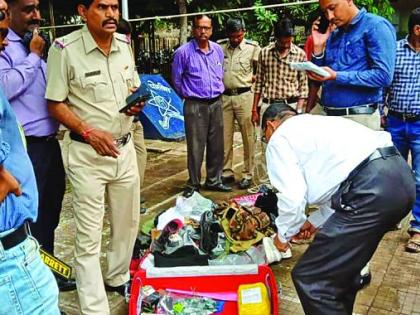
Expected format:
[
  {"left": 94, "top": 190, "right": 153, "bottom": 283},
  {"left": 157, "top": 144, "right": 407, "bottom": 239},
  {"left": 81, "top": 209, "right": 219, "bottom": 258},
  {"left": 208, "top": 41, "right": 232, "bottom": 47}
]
[{"left": 237, "top": 282, "right": 271, "bottom": 315}]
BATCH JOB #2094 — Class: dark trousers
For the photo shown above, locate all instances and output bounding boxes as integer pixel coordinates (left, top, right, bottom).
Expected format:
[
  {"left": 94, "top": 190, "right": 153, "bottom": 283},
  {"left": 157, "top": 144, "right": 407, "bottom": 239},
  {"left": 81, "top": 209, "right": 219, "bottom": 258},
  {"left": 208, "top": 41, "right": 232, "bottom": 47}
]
[
  {"left": 184, "top": 98, "right": 224, "bottom": 187},
  {"left": 27, "top": 138, "right": 65, "bottom": 255},
  {"left": 292, "top": 152, "right": 415, "bottom": 315}
]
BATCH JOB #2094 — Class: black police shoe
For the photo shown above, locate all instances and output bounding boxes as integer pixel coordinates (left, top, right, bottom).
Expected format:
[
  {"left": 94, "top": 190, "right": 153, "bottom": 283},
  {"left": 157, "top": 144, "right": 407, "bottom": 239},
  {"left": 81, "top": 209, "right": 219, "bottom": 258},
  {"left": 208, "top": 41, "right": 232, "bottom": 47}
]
[
  {"left": 105, "top": 281, "right": 131, "bottom": 302},
  {"left": 56, "top": 277, "right": 77, "bottom": 292},
  {"left": 221, "top": 175, "right": 235, "bottom": 185},
  {"left": 183, "top": 186, "right": 199, "bottom": 198},
  {"left": 203, "top": 183, "right": 232, "bottom": 192},
  {"left": 238, "top": 178, "right": 252, "bottom": 189}
]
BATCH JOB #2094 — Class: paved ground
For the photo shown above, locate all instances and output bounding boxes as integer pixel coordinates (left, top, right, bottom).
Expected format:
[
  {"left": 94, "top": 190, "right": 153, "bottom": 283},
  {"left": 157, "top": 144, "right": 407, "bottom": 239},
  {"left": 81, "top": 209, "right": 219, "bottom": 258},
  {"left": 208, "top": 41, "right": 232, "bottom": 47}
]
[{"left": 56, "top": 134, "right": 420, "bottom": 314}]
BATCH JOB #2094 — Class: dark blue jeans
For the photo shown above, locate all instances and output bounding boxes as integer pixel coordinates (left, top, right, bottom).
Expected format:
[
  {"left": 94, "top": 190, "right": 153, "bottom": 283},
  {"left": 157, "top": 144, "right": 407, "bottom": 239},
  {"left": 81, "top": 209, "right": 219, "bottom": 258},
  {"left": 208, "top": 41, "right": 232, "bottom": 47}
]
[
  {"left": 27, "top": 138, "right": 65, "bottom": 254},
  {"left": 386, "top": 116, "right": 420, "bottom": 233}
]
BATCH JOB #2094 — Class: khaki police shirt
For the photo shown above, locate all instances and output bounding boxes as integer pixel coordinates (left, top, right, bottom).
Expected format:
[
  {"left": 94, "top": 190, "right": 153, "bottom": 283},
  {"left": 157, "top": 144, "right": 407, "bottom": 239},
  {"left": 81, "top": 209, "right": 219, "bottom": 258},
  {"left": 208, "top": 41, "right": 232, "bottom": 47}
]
[
  {"left": 45, "top": 25, "right": 140, "bottom": 138},
  {"left": 218, "top": 38, "right": 261, "bottom": 90}
]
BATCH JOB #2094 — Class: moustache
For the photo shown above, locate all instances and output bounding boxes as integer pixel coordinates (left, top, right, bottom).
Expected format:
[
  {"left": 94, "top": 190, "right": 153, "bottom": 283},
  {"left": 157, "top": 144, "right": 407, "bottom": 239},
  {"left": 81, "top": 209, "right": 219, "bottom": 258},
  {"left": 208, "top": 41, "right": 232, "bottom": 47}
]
[
  {"left": 28, "top": 19, "right": 42, "bottom": 26},
  {"left": 102, "top": 19, "right": 117, "bottom": 27}
]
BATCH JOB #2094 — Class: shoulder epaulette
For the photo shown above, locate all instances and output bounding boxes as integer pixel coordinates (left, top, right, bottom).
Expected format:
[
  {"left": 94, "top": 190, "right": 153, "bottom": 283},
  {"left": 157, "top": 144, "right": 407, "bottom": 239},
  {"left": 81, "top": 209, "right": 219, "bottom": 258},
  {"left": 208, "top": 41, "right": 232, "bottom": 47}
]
[
  {"left": 53, "top": 39, "right": 66, "bottom": 50},
  {"left": 115, "top": 33, "right": 131, "bottom": 44},
  {"left": 245, "top": 39, "right": 259, "bottom": 47},
  {"left": 217, "top": 38, "right": 229, "bottom": 44},
  {"left": 53, "top": 31, "right": 81, "bottom": 50}
]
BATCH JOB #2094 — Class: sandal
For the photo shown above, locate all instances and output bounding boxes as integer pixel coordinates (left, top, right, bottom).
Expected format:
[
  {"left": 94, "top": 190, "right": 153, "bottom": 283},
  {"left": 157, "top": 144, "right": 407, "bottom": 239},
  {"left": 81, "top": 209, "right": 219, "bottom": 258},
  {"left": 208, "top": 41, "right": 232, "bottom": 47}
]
[{"left": 405, "top": 235, "right": 420, "bottom": 253}]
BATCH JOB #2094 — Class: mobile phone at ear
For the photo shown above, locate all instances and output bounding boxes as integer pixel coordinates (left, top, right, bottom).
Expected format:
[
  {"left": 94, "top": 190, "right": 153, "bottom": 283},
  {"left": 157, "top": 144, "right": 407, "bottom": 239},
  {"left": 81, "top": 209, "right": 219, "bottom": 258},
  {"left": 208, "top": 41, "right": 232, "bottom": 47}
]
[{"left": 318, "top": 14, "right": 330, "bottom": 34}]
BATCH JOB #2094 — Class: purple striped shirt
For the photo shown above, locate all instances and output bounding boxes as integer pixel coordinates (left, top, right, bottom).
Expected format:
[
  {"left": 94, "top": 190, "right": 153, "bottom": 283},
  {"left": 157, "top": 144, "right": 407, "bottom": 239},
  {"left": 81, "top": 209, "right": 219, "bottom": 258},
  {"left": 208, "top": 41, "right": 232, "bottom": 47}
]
[
  {"left": 172, "top": 39, "right": 224, "bottom": 99},
  {"left": 0, "top": 29, "right": 59, "bottom": 136}
]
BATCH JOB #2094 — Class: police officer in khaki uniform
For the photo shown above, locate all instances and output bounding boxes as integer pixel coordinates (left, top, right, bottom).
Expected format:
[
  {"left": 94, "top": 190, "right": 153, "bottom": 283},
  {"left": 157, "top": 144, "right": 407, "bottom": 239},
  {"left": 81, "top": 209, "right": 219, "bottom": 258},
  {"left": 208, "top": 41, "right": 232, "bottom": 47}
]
[
  {"left": 45, "top": 0, "right": 143, "bottom": 313},
  {"left": 218, "top": 18, "right": 261, "bottom": 189}
]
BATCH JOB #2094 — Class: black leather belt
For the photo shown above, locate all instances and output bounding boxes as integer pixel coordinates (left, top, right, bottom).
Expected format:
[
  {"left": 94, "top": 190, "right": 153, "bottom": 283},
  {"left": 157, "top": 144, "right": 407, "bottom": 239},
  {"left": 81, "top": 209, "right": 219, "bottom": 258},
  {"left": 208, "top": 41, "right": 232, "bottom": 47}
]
[
  {"left": 0, "top": 222, "right": 30, "bottom": 250},
  {"left": 324, "top": 104, "right": 377, "bottom": 116},
  {"left": 186, "top": 96, "right": 221, "bottom": 104},
  {"left": 388, "top": 110, "right": 420, "bottom": 122},
  {"left": 70, "top": 132, "right": 131, "bottom": 147},
  {"left": 262, "top": 97, "right": 299, "bottom": 104},
  {"left": 223, "top": 87, "right": 251, "bottom": 96},
  {"left": 25, "top": 134, "right": 57, "bottom": 143},
  {"left": 349, "top": 146, "right": 399, "bottom": 178}
]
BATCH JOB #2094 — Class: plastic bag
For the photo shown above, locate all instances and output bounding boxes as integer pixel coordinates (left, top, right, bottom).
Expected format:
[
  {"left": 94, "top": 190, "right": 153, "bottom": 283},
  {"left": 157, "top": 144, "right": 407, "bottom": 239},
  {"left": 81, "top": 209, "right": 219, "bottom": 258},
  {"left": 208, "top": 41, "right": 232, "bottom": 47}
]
[
  {"left": 156, "top": 292, "right": 223, "bottom": 314},
  {"left": 175, "top": 192, "right": 215, "bottom": 221}
]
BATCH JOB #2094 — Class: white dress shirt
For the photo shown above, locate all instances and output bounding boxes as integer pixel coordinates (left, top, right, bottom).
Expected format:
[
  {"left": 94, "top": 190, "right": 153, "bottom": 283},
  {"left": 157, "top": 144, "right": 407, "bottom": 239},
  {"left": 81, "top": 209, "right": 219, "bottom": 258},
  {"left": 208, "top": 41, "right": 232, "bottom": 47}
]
[{"left": 266, "top": 114, "right": 393, "bottom": 242}]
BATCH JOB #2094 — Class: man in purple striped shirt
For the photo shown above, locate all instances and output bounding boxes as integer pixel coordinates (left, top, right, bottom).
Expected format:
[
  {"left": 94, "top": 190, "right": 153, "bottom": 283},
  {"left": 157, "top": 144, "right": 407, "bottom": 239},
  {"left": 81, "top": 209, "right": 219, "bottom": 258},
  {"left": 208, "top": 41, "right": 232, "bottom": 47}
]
[{"left": 172, "top": 14, "right": 232, "bottom": 197}]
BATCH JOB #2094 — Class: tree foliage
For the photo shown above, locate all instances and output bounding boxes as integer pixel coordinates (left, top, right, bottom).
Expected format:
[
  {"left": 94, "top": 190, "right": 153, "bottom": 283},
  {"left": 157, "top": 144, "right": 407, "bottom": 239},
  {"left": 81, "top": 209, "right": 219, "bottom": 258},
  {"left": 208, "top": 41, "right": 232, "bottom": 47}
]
[{"left": 42, "top": 0, "right": 395, "bottom": 44}]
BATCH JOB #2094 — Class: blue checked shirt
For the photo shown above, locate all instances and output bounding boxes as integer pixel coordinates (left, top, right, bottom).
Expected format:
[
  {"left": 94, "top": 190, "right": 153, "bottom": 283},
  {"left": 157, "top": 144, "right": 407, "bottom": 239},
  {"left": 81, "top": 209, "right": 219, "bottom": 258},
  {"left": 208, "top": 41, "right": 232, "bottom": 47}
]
[{"left": 382, "top": 38, "right": 420, "bottom": 114}]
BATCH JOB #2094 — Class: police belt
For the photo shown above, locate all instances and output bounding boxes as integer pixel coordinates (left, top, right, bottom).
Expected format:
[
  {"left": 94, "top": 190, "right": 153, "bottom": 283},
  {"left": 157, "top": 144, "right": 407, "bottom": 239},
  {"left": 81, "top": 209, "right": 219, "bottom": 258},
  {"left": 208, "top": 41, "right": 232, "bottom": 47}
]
[
  {"left": 223, "top": 87, "right": 251, "bottom": 96},
  {"left": 0, "top": 221, "right": 30, "bottom": 250},
  {"left": 262, "top": 97, "right": 299, "bottom": 105},
  {"left": 70, "top": 131, "right": 131, "bottom": 147},
  {"left": 323, "top": 104, "right": 377, "bottom": 116},
  {"left": 388, "top": 110, "right": 420, "bottom": 122}
]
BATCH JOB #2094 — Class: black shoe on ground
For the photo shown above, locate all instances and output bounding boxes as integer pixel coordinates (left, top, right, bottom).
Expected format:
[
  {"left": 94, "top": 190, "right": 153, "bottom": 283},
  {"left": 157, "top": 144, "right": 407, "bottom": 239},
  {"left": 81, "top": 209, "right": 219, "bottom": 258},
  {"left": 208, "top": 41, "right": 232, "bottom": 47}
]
[
  {"left": 221, "top": 175, "right": 235, "bottom": 185},
  {"left": 183, "top": 186, "right": 199, "bottom": 198},
  {"left": 353, "top": 271, "right": 372, "bottom": 290},
  {"left": 359, "top": 272, "right": 372, "bottom": 289},
  {"left": 238, "top": 178, "right": 252, "bottom": 189},
  {"left": 140, "top": 206, "right": 147, "bottom": 214},
  {"left": 56, "top": 277, "right": 77, "bottom": 292},
  {"left": 203, "top": 183, "right": 232, "bottom": 192},
  {"left": 105, "top": 281, "right": 131, "bottom": 301},
  {"left": 140, "top": 196, "right": 146, "bottom": 204}
]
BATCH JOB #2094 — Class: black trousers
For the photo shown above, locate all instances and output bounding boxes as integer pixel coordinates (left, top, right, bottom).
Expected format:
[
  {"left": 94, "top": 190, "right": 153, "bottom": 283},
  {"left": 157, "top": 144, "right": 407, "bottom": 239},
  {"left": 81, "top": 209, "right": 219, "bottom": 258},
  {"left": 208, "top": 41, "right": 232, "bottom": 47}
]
[
  {"left": 184, "top": 98, "right": 224, "bottom": 187},
  {"left": 292, "top": 150, "right": 415, "bottom": 315},
  {"left": 27, "top": 138, "right": 65, "bottom": 255}
]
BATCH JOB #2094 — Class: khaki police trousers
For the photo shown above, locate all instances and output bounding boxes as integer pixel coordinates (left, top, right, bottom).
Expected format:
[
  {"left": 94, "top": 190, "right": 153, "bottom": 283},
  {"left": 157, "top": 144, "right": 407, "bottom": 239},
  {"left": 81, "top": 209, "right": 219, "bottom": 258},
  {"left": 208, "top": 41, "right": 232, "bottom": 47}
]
[
  {"left": 222, "top": 91, "right": 255, "bottom": 180},
  {"left": 65, "top": 139, "right": 140, "bottom": 315},
  {"left": 132, "top": 121, "right": 147, "bottom": 188}
]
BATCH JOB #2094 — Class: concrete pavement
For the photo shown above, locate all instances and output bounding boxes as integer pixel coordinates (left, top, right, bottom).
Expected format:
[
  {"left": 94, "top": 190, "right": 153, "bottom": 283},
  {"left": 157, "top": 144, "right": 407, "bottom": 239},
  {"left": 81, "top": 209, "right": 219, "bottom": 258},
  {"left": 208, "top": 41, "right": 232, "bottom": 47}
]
[{"left": 56, "top": 134, "right": 420, "bottom": 314}]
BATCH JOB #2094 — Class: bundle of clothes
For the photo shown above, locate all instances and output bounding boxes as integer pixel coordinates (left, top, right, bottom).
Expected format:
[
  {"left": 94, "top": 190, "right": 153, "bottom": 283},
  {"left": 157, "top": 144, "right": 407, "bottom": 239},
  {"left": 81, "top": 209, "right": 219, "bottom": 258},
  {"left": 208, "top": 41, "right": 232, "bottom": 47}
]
[
  {"left": 132, "top": 191, "right": 283, "bottom": 314},
  {"left": 133, "top": 190, "right": 285, "bottom": 269}
]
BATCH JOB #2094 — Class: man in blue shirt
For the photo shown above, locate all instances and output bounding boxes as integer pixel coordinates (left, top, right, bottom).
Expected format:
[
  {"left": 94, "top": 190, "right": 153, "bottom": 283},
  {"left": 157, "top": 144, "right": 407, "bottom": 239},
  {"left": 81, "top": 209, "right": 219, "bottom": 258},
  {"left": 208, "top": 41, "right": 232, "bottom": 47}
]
[
  {"left": 309, "top": 0, "right": 396, "bottom": 130},
  {"left": 383, "top": 8, "right": 420, "bottom": 253},
  {"left": 0, "top": 1, "right": 59, "bottom": 313},
  {"left": 0, "top": 0, "right": 75, "bottom": 291}
]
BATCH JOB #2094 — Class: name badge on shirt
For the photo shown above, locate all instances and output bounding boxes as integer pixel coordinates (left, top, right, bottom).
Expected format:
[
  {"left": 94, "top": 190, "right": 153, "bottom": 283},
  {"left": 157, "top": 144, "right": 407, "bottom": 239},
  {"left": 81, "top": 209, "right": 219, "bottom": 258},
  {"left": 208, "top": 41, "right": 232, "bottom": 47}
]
[{"left": 85, "top": 70, "right": 101, "bottom": 78}]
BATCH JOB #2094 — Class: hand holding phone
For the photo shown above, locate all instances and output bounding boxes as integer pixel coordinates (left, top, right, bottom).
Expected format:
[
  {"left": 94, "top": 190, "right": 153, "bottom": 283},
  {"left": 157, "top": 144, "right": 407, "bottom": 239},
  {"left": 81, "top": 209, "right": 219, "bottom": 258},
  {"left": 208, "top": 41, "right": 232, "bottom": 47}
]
[
  {"left": 317, "top": 14, "right": 330, "bottom": 34},
  {"left": 119, "top": 85, "right": 151, "bottom": 114}
]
